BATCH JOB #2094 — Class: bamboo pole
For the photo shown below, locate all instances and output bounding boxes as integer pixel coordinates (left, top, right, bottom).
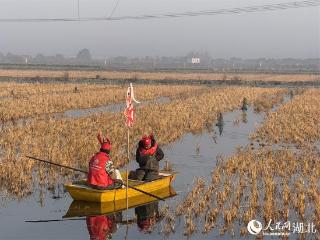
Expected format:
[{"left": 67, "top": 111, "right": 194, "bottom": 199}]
[
  {"left": 126, "top": 127, "right": 129, "bottom": 223},
  {"left": 125, "top": 128, "right": 130, "bottom": 240}
]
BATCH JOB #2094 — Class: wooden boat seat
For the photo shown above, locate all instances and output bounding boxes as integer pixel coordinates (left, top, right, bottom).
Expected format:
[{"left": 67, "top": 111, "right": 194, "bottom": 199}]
[{"left": 127, "top": 170, "right": 171, "bottom": 183}]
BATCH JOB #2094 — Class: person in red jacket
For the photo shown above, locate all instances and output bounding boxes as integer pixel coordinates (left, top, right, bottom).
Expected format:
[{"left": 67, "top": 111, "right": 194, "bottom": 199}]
[
  {"left": 135, "top": 134, "right": 164, "bottom": 181},
  {"left": 87, "top": 131, "right": 123, "bottom": 190}
]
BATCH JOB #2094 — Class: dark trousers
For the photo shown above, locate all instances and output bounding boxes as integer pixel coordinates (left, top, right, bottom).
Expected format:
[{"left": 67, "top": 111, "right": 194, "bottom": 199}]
[
  {"left": 89, "top": 181, "right": 122, "bottom": 190},
  {"left": 135, "top": 169, "right": 160, "bottom": 181}
]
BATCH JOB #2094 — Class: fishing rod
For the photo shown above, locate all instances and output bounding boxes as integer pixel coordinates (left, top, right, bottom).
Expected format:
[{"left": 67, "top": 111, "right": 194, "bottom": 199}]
[
  {"left": 26, "top": 155, "right": 87, "bottom": 173},
  {"left": 25, "top": 156, "right": 165, "bottom": 201}
]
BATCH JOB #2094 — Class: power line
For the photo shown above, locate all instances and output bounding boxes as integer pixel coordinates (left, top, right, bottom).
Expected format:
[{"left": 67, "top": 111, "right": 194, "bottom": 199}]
[
  {"left": 108, "top": 0, "right": 121, "bottom": 19},
  {"left": 77, "top": 0, "right": 80, "bottom": 19},
  {"left": 0, "top": 0, "right": 319, "bottom": 23}
]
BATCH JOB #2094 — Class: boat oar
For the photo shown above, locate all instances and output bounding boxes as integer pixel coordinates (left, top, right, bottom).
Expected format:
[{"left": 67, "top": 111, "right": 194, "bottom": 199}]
[
  {"left": 120, "top": 180, "right": 165, "bottom": 201},
  {"left": 25, "top": 218, "right": 85, "bottom": 223},
  {"left": 25, "top": 218, "right": 135, "bottom": 224},
  {"left": 25, "top": 156, "right": 165, "bottom": 201}
]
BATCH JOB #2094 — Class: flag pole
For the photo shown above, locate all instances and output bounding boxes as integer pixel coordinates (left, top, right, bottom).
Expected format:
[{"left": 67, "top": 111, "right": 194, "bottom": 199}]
[
  {"left": 124, "top": 83, "right": 139, "bottom": 224},
  {"left": 126, "top": 126, "right": 129, "bottom": 222}
]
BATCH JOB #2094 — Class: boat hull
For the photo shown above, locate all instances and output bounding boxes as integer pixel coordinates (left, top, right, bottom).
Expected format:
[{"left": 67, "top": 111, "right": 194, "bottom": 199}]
[
  {"left": 65, "top": 171, "right": 176, "bottom": 202},
  {"left": 64, "top": 186, "right": 176, "bottom": 218}
]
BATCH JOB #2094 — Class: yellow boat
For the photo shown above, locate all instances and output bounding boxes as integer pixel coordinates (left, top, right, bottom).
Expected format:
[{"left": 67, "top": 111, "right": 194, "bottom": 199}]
[
  {"left": 65, "top": 171, "right": 176, "bottom": 203},
  {"left": 64, "top": 186, "right": 176, "bottom": 218}
]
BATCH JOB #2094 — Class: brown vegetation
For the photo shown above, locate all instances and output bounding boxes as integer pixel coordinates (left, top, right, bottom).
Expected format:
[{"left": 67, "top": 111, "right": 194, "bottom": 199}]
[
  {"left": 0, "top": 69, "right": 319, "bottom": 82},
  {"left": 0, "top": 87, "right": 286, "bottom": 198},
  {"left": 174, "top": 87, "right": 320, "bottom": 237},
  {"left": 0, "top": 83, "right": 206, "bottom": 122},
  {"left": 252, "top": 88, "right": 320, "bottom": 147}
]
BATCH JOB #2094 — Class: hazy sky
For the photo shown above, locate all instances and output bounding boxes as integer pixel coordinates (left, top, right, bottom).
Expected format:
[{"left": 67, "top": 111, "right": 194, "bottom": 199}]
[{"left": 0, "top": 0, "right": 319, "bottom": 58}]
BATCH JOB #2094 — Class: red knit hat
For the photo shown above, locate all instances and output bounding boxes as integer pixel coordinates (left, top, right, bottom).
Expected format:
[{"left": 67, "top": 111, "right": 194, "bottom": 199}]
[{"left": 100, "top": 140, "right": 111, "bottom": 151}]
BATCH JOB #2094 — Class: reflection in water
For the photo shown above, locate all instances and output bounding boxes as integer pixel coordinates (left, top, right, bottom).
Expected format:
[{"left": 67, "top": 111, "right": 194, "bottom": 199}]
[
  {"left": 135, "top": 202, "right": 160, "bottom": 234},
  {"left": 217, "top": 123, "right": 224, "bottom": 136},
  {"left": 85, "top": 202, "right": 161, "bottom": 239},
  {"left": 241, "top": 111, "right": 248, "bottom": 123},
  {"left": 86, "top": 213, "right": 122, "bottom": 240},
  {"left": 216, "top": 112, "right": 224, "bottom": 135},
  {"left": 63, "top": 187, "right": 176, "bottom": 239},
  {"left": 195, "top": 143, "right": 200, "bottom": 155}
]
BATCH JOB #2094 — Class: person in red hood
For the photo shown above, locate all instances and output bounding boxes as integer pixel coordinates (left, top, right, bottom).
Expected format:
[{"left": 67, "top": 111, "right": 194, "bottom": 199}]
[
  {"left": 87, "top": 131, "right": 123, "bottom": 190},
  {"left": 135, "top": 134, "right": 164, "bottom": 181}
]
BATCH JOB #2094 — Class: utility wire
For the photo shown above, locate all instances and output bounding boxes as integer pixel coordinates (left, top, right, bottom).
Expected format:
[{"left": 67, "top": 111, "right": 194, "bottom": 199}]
[
  {"left": 0, "top": 0, "right": 319, "bottom": 22},
  {"left": 77, "top": 0, "right": 80, "bottom": 19},
  {"left": 108, "top": 0, "right": 121, "bottom": 19}
]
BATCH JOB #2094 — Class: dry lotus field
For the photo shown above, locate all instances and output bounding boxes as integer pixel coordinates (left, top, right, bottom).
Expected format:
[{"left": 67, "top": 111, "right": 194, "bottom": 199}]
[
  {"left": 0, "top": 82, "right": 206, "bottom": 122},
  {"left": 172, "top": 88, "right": 320, "bottom": 237},
  {"left": 0, "top": 69, "right": 319, "bottom": 82},
  {"left": 0, "top": 84, "right": 287, "bottom": 199},
  {"left": 252, "top": 88, "right": 320, "bottom": 147}
]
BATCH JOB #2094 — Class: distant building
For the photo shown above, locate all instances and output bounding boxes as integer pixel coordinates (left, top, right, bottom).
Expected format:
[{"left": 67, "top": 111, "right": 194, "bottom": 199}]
[{"left": 192, "top": 57, "right": 200, "bottom": 64}]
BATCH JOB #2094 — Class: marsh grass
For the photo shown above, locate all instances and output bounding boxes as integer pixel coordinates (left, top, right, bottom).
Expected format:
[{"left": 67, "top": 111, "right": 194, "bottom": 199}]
[
  {"left": 0, "top": 83, "right": 205, "bottom": 122},
  {"left": 0, "top": 87, "right": 286, "bottom": 199},
  {"left": 174, "top": 89, "right": 320, "bottom": 237},
  {"left": 1, "top": 69, "right": 319, "bottom": 82}
]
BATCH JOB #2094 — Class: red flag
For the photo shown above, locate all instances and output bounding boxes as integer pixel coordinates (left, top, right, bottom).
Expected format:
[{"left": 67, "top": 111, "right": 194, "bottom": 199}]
[
  {"left": 124, "top": 83, "right": 139, "bottom": 128},
  {"left": 124, "top": 104, "right": 134, "bottom": 127}
]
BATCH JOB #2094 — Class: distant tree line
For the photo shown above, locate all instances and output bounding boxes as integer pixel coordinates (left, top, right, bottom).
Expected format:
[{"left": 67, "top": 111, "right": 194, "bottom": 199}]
[{"left": 0, "top": 49, "right": 319, "bottom": 73}]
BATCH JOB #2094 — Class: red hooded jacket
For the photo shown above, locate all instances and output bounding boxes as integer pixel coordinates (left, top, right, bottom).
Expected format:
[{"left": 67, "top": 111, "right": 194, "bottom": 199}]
[{"left": 87, "top": 152, "right": 114, "bottom": 188}]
